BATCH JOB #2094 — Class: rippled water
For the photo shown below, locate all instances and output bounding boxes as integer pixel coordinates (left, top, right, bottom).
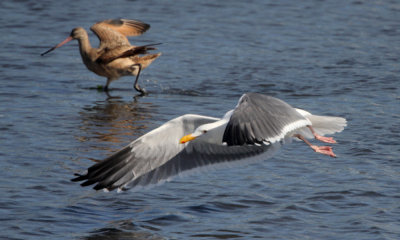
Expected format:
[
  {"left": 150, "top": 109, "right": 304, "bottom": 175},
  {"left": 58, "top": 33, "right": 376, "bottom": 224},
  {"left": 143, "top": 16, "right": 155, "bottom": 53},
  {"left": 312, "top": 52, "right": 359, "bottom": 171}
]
[{"left": 1, "top": 0, "right": 400, "bottom": 239}]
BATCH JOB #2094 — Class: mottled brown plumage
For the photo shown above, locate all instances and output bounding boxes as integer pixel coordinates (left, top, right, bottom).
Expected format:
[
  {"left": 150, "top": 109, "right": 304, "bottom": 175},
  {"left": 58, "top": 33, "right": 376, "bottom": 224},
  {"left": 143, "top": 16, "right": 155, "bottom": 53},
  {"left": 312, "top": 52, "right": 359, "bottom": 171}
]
[{"left": 42, "top": 19, "right": 161, "bottom": 94}]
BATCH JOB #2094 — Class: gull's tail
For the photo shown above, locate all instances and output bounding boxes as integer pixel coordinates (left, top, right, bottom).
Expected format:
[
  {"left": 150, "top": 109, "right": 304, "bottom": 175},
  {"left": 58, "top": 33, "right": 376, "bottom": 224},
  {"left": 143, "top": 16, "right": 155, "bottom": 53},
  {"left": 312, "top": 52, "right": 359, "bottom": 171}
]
[{"left": 295, "top": 108, "right": 347, "bottom": 138}]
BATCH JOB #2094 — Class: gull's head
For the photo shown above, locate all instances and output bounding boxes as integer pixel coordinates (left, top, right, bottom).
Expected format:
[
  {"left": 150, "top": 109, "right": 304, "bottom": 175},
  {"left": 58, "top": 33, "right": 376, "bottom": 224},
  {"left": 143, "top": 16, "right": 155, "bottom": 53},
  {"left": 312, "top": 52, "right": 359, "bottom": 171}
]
[{"left": 179, "top": 125, "right": 209, "bottom": 144}]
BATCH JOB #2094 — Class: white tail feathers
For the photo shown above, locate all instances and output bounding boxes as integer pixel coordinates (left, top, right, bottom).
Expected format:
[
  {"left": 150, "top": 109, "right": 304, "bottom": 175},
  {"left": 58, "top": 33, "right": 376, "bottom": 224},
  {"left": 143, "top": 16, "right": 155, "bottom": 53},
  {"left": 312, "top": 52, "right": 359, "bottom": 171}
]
[
  {"left": 294, "top": 108, "right": 347, "bottom": 139},
  {"left": 307, "top": 115, "right": 347, "bottom": 135}
]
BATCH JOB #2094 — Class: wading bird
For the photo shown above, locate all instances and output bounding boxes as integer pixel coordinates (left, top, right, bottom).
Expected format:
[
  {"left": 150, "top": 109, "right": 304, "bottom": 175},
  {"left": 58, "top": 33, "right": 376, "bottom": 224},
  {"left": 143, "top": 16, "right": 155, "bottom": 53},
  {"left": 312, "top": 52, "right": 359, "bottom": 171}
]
[
  {"left": 72, "top": 93, "right": 347, "bottom": 192},
  {"left": 41, "top": 19, "right": 161, "bottom": 95}
]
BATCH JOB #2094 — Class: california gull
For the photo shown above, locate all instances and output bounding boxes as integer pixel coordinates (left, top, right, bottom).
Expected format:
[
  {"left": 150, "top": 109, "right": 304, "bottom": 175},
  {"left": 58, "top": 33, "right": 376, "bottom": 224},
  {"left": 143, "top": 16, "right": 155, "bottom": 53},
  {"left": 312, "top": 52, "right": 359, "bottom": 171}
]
[{"left": 72, "top": 93, "right": 347, "bottom": 192}]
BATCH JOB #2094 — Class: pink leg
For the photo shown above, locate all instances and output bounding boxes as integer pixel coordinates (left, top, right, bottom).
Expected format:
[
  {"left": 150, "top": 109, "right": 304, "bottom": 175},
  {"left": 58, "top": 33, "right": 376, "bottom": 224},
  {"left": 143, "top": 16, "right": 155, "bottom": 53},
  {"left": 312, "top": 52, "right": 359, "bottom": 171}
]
[
  {"left": 294, "top": 134, "right": 336, "bottom": 158},
  {"left": 310, "top": 145, "right": 336, "bottom": 158},
  {"left": 307, "top": 126, "right": 336, "bottom": 144}
]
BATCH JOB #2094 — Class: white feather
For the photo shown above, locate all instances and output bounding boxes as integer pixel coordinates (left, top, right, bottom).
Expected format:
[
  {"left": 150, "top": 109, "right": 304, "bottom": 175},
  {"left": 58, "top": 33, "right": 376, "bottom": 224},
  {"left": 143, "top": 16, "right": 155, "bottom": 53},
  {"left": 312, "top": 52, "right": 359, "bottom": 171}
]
[{"left": 294, "top": 108, "right": 347, "bottom": 139}]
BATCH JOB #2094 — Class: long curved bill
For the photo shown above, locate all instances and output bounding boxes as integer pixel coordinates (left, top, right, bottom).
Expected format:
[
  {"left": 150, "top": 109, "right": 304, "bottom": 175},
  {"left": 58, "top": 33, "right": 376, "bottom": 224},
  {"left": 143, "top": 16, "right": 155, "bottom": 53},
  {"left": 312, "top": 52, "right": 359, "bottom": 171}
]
[
  {"left": 41, "top": 36, "right": 73, "bottom": 56},
  {"left": 180, "top": 134, "right": 197, "bottom": 144}
]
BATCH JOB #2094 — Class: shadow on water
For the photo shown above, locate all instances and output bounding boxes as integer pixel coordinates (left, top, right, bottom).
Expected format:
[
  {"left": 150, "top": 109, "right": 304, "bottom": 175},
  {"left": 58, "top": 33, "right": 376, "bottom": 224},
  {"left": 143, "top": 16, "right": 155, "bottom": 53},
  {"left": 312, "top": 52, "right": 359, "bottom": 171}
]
[{"left": 80, "top": 219, "right": 164, "bottom": 240}]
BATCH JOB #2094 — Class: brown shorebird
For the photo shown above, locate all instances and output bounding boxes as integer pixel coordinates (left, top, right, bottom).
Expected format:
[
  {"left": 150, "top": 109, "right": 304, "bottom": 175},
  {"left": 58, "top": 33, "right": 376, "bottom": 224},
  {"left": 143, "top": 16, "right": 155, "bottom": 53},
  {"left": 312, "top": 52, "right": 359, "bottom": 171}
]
[{"left": 41, "top": 19, "right": 161, "bottom": 95}]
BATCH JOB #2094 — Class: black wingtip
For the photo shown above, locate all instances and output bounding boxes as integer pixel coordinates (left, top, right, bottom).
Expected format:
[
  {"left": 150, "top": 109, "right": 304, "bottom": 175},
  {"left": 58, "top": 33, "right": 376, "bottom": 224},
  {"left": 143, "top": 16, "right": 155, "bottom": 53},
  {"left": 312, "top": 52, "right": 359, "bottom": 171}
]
[
  {"left": 138, "top": 43, "right": 162, "bottom": 49},
  {"left": 93, "top": 184, "right": 104, "bottom": 191},
  {"left": 71, "top": 173, "right": 87, "bottom": 182}
]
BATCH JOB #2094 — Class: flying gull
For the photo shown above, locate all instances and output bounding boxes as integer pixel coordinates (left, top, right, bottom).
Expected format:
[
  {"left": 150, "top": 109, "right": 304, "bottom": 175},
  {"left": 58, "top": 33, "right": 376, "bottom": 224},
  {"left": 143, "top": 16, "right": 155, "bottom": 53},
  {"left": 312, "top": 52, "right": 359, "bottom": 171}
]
[{"left": 72, "top": 93, "right": 347, "bottom": 192}]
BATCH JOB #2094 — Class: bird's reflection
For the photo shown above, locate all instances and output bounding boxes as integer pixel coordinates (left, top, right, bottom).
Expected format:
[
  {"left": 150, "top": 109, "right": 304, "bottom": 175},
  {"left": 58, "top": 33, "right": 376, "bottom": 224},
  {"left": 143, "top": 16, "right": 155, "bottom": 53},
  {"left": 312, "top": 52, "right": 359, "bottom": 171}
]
[
  {"left": 80, "top": 219, "right": 164, "bottom": 240},
  {"left": 77, "top": 97, "right": 158, "bottom": 155}
]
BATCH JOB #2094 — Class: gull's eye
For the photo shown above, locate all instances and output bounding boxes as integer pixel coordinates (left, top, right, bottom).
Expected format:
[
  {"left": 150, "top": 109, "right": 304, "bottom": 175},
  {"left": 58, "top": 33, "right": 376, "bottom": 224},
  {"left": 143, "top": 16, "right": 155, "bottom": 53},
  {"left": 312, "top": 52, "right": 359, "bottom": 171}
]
[{"left": 202, "top": 130, "right": 208, "bottom": 134}]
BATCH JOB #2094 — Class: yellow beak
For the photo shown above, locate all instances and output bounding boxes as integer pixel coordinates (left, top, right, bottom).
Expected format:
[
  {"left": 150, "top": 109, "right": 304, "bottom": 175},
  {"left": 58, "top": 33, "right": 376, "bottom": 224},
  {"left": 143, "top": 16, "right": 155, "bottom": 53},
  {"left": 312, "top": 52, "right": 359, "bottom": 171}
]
[{"left": 180, "top": 134, "right": 197, "bottom": 144}]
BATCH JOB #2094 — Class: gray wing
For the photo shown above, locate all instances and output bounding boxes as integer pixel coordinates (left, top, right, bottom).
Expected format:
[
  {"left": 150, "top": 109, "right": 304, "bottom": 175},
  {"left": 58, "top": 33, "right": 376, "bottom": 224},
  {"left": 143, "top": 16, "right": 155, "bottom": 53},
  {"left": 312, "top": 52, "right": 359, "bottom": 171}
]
[
  {"left": 222, "top": 93, "right": 311, "bottom": 145},
  {"left": 121, "top": 141, "right": 282, "bottom": 190},
  {"left": 71, "top": 114, "right": 219, "bottom": 191}
]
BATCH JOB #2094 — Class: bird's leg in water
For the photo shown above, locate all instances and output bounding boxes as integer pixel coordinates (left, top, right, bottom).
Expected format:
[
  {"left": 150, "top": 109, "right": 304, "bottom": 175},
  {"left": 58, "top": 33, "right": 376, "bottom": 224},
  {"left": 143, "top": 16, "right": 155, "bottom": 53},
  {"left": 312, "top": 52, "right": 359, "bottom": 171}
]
[
  {"left": 307, "top": 125, "right": 336, "bottom": 143},
  {"left": 294, "top": 134, "right": 336, "bottom": 157},
  {"left": 131, "top": 63, "right": 147, "bottom": 95},
  {"left": 103, "top": 78, "right": 113, "bottom": 92}
]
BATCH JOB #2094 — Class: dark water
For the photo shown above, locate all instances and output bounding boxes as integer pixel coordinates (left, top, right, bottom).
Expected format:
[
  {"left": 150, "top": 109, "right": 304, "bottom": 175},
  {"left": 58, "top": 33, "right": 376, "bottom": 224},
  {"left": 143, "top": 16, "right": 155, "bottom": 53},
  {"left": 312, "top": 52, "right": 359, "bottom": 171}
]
[{"left": 1, "top": 0, "right": 400, "bottom": 239}]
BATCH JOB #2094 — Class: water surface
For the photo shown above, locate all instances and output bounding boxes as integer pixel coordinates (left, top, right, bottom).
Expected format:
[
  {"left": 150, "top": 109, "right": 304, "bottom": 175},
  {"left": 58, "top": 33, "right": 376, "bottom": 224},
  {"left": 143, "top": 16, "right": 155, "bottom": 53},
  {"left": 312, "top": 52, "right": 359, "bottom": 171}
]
[{"left": 1, "top": 0, "right": 399, "bottom": 239}]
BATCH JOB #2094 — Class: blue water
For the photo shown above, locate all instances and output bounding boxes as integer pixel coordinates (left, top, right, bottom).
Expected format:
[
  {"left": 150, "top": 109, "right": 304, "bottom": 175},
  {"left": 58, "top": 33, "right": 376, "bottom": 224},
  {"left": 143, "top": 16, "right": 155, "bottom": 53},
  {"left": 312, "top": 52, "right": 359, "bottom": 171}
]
[{"left": 1, "top": 0, "right": 400, "bottom": 239}]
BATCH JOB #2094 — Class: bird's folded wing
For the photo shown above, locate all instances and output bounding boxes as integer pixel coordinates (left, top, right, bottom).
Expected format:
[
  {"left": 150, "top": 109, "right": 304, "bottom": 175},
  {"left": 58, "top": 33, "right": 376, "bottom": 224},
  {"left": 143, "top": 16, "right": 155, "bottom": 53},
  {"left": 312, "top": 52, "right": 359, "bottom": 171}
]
[
  {"left": 223, "top": 93, "right": 311, "bottom": 145},
  {"left": 97, "top": 44, "right": 160, "bottom": 64}
]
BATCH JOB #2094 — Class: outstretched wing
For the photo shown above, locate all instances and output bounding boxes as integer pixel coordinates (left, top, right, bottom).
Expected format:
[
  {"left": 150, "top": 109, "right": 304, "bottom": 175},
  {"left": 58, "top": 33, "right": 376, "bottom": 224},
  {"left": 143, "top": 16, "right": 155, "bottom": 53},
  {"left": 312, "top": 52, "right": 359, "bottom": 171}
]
[
  {"left": 91, "top": 19, "right": 150, "bottom": 49},
  {"left": 72, "top": 114, "right": 219, "bottom": 191},
  {"left": 121, "top": 141, "right": 282, "bottom": 190},
  {"left": 223, "top": 93, "right": 311, "bottom": 145},
  {"left": 71, "top": 111, "right": 282, "bottom": 192}
]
